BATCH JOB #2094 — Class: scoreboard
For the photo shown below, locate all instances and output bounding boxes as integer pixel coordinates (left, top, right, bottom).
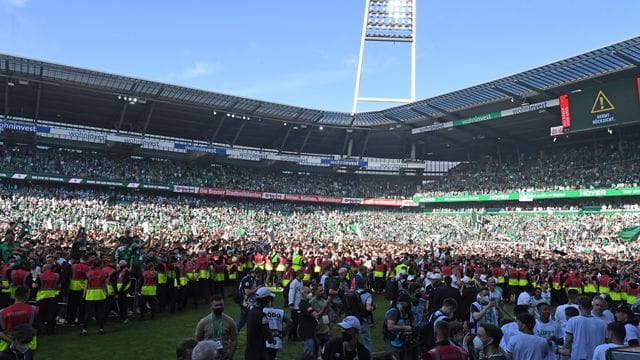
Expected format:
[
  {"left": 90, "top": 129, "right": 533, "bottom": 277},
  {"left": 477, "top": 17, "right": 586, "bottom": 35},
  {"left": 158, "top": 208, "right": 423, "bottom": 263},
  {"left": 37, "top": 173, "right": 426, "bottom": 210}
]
[{"left": 560, "top": 77, "right": 640, "bottom": 132}]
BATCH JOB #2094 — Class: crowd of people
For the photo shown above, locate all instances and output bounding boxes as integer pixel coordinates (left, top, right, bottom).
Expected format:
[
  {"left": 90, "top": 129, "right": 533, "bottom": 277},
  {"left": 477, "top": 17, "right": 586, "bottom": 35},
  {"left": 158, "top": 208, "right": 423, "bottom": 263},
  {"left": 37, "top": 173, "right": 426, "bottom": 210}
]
[
  {"left": 423, "top": 140, "right": 640, "bottom": 196},
  {"left": 2, "top": 138, "right": 640, "bottom": 200},
  {"left": 0, "top": 179, "right": 637, "bottom": 358}
]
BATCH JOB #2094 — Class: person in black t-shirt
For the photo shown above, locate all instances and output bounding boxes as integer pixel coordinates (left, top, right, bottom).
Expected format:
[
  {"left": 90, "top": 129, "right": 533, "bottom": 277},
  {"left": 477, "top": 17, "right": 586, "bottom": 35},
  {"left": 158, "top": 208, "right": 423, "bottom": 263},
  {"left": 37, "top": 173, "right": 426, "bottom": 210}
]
[
  {"left": 298, "top": 286, "right": 317, "bottom": 358},
  {"left": 245, "top": 287, "right": 275, "bottom": 360},
  {"left": 321, "top": 316, "right": 371, "bottom": 360}
]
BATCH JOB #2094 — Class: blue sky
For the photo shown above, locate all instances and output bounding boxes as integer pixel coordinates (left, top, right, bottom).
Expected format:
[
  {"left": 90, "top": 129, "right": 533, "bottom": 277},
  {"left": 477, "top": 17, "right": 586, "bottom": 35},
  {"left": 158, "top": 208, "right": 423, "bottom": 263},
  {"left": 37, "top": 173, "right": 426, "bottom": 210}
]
[{"left": 1, "top": 0, "right": 638, "bottom": 112}]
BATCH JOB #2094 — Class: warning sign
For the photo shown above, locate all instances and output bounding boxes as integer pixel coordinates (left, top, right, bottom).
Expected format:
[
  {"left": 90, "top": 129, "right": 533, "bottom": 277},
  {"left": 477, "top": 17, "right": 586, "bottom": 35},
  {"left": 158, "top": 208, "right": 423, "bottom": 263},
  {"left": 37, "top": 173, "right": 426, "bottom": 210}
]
[{"left": 591, "top": 90, "right": 615, "bottom": 113}]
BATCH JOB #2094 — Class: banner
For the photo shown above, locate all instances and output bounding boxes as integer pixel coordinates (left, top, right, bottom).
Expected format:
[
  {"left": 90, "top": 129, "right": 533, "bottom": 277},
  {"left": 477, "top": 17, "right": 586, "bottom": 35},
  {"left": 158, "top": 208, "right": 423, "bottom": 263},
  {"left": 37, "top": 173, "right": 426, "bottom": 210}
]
[
  {"left": 413, "top": 187, "right": 640, "bottom": 203},
  {"left": 619, "top": 226, "right": 640, "bottom": 242},
  {"left": 411, "top": 99, "right": 559, "bottom": 135},
  {"left": 559, "top": 94, "right": 571, "bottom": 128}
]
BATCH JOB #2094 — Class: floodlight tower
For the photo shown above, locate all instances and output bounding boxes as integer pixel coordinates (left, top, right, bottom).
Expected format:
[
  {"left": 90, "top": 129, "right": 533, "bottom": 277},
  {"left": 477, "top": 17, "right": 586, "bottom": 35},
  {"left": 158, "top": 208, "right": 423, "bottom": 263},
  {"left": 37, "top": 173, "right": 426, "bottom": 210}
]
[{"left": 352, "top": 0, "right": 416, "bottom": 113}]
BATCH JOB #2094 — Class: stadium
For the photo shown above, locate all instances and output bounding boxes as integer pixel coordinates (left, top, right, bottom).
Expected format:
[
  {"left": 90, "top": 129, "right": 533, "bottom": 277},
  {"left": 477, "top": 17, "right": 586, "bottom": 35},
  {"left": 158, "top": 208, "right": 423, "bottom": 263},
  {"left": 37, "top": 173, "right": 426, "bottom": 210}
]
[{"left": 1, "top": 1, "right": 640, "bottom": 360}]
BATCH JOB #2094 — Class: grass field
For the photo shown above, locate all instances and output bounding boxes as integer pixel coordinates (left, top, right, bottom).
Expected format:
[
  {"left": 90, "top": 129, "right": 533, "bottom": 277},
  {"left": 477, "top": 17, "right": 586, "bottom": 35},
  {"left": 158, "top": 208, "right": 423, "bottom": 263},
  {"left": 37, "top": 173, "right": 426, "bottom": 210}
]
[{"left": 38, "top": 291, "right": 393, "bottom": 360}]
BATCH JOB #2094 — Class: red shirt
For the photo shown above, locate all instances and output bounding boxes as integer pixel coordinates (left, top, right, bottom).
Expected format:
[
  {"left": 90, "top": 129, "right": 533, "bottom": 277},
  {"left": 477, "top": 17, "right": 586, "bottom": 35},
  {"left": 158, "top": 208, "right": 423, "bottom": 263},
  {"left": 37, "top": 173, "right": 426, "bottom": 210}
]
[
  {"left": 38, "top": 271, "right": 59, "bottom": 290},
  {"left": 197, "top": 257, "right": 209, "bottom": 271},
  {"left": 86, "top": 269, "right": 107, "bottom": 289},
  {"left": 71, "top": 262, "right": 91, "bottom": 281},
  {"left": 10, "top": 269, "right": 30, "bottom": 287},
  {"left": 0, "top": 303, "right": 39, "bottom": 332}
]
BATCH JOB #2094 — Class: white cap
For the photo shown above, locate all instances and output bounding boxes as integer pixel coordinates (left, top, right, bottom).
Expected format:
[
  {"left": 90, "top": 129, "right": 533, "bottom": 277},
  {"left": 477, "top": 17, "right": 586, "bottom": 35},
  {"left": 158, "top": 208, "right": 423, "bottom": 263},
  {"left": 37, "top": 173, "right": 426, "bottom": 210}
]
[
  {"left": 337, "top": 316, "right": 361, "bottom": 331},
  {"left": 431, "top": 273, "right": 442, "bottom": 280},
  {"left": 407, "top": 275, "right": 415, "bottom": 281},
  {"left": 480, "top": 274, "right": 488, "bottom": 282},
  {"left": 256, "top": 287, "right": 275, "bottom": 299},
  {"left": 461, "top": 276, "right": 471, "bottom": 284}
]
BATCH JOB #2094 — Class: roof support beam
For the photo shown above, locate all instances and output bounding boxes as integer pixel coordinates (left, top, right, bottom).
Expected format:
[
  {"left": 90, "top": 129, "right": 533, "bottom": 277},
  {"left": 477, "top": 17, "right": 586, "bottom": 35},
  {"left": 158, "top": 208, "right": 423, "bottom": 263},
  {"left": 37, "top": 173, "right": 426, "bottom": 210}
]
[
  {"left": 141, "top": 101, "right": 156, "bottom": 136},
  {"left": 340, "top": 131, "right": 350, "bottom": 156},
  {"left": 231, "top": 120, "right": 246, "bottom": 147},
  {"left": 115, "top": 101, "right": 128, "bottom": 132},
  {"left": 210, "top": 116, "right": 225, "bottom": 144},
  {"left": 4, "top": 79, "right": 9, "bottom": 120},
  {"left": 426, "top": 103, "right": 457, "bottom": 119},
  {"left": 278, "top": 125, "right": 293, "bottom": 153},
  {"left": 491, "top": 85, "right": 524, "bottom": 101},
  {"left": 297, "top": 127, "right": 313, "bottom": 154},
  {"left": 410, "top": 107, "right": 437, "bottom": 119},
  {"left": 359, "top": 131, "right": 371, "bottom": 159},
  {"left": 34, "top": 82, "right": 42, "bottom": 125},
  {"left": 383, "top": 113, "right": 404, "bottom": 124},
  {"left": 514, "top": 80, "right": 557, "bottom": 99}
]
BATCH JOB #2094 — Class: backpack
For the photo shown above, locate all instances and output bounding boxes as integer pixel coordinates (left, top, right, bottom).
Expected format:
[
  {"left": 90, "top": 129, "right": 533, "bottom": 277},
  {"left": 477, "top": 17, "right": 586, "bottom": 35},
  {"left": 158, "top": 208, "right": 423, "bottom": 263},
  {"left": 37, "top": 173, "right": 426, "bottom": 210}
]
[
  {"left": 235, "top": 274, "right": 251, "bottom": 304},
  {"left": 424, "top": 310, "right": 448, "bottom": 351},
  {"left": 344, "top": 289, "right": 371, "bottom": 320},
  {"left": 382, "top": 305, "right": 413, "bottom": 342},
  {"left": 385, "top": 279, "right": 399, "bottom": 301}
]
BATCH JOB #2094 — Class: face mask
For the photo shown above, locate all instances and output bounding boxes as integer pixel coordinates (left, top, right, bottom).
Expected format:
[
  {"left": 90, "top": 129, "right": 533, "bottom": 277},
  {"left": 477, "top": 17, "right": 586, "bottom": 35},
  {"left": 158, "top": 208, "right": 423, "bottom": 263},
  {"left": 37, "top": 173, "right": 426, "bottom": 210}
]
[
  {"left": 477, "top": 295, "right": 490, "bottom": 305},
  {"left": 473, "top": 336, "right": 485, "bottom": 351},
  {"left": 306, "top": 293, "right": 313, "bottom": 300},
  {"left": 342, "top": 331, "right": 353, "bottom": 343},
  {"left": 213, "top": 308, "right": 224, "bottom": 315}
]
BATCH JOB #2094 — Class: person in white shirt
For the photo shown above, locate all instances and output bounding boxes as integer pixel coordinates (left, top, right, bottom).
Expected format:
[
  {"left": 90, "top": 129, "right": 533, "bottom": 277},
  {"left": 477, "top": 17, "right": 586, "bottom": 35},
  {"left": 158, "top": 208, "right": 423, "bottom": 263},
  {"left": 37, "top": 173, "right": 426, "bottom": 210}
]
[
  {"left": 593, "top": 321, "right": 626, "bottom": 360},
  {"left": 555, "top": 289, "right": 580, "bottom": 333},
  {"left": 614, "top": 306, "right": 640, "bottom": 346},
  {"left": 517, "top": 285, "right": 534, "bottom": 309},
  {"left": 534, "top": 303, "right": 563, "bottom": 360},
  {"left": 287, "top": 270, "right": 304, "bottom": 342},
  {"left": 499, "top": 305, "right": 529, "bottom": 352},
  {"left": 505, "top": 313, "right": 549, "bottom": 360},
  {"left": 558, "top": 296, "right": 607, "bottom": 359},
  {"left": 591, "top": 296, "right": 615, "bottom": 324}
]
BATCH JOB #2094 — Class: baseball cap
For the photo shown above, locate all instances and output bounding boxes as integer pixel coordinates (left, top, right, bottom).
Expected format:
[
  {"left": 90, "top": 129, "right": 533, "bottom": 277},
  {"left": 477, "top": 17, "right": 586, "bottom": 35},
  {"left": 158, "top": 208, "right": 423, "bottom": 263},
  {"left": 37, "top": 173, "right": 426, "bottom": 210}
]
[
  {"left": 337, "top": 316, "right": 361, "bottom": 331},
  {"left": 431, "top": 273, "right": 442, "bottom": 280},
  {"left": 461, "top": 276, "right": 471, "bottom": 284},
  {"left": 407, "top": 275, "right": 415, "bottom": 281},
  {"left": 256, "top": 287, "right": 275, "bottom": 299}
]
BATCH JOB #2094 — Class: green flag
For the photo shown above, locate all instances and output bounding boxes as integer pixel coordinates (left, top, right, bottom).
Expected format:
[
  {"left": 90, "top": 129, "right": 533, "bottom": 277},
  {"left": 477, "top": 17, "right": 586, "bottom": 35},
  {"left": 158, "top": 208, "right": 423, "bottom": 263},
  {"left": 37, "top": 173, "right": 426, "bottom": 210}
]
[
  {"left": 349, "top": 224, "right": 364, "bottom": 240},
  {"left": 619, "top": 226, "right": 640, "bottom": 242}
]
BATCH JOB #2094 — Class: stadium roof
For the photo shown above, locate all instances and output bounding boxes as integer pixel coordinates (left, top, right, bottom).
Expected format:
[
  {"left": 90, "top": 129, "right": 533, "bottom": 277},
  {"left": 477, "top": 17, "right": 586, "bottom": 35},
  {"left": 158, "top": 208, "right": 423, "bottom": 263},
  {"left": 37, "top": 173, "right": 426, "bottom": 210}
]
[{"left": 1, "top": 36, "right": 640, "bottom": 160}]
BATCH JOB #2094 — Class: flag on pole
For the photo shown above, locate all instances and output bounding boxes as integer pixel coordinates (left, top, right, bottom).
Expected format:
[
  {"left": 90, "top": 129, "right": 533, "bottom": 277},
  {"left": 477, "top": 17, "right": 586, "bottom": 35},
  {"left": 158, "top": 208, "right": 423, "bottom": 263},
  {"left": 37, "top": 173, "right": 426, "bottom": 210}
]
[
  {"left": 349, "top": 224, "right": 364, "bottom": 241},
  {"left": 619, "top": 226, "right": 640, "bottom": 242}
]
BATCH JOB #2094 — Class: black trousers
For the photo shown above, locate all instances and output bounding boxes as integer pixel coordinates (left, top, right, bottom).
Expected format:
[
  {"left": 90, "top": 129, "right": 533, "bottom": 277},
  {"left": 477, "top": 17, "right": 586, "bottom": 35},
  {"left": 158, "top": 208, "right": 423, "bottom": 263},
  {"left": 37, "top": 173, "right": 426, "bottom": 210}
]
[
  {"left": 37, "top": 297, "right": 58, "bottom": 334},
  {"left": 139, "top": 295, "right": 156, "bottom": 319},
  {"left": 117, "top": 292, "right": 129, "bottom": 320},
  {"left": 187, "top": 281, "right": 199, "bottom": 308},
  {"left": 289, "top": 309, "right": 300, "bottom": 340},
  {"left": 84, "top": 299, "right": 106, "bottom": 330},
  {"left": 198, "top": 279, "right": 210, "bottom": 304},
  {"left": 67, "top": 290, "right": 85, "bottom": 323}
]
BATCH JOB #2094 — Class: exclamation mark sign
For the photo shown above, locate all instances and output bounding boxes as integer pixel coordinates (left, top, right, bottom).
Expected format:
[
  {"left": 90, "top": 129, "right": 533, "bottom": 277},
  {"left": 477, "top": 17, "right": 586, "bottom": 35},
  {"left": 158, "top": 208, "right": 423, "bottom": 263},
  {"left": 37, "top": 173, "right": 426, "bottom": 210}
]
[{"left": 599, "top": 96, "right": 604, "bottom": 110}]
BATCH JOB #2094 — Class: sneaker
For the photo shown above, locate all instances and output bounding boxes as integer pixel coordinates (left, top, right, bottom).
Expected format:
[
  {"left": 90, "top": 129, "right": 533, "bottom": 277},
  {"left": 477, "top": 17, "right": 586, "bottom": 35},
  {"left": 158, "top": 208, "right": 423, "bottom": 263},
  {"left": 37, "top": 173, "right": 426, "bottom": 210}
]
[
  {"left": 80, "top": 329, "right": 87, "bottom": 336},
  {"left": 123, "top": 319, "right": 129, "bottom": 324},
  {"left": 98, "top": 329, "right": 105, "bottom": 335}
]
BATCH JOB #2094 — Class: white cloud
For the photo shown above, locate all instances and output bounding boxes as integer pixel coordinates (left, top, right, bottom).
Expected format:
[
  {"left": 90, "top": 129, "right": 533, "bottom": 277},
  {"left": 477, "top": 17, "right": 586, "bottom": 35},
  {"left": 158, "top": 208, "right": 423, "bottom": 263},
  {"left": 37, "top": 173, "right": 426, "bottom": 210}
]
[
  {"left": 184, "top": 60, "right": 222, "bottom": 78},
  {"left": 1, "top": 0, "right": 28, "bottom": 8}
]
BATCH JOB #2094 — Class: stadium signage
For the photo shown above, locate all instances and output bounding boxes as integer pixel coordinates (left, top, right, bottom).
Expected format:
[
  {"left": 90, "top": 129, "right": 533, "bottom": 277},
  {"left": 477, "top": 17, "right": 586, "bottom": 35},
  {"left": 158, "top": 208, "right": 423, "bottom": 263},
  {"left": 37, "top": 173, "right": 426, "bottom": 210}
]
[
  {"left": 320, "top": 159, "right": 368, "bottom": 167},
  {"left": 2, "top": 118, "right": 429, "bottom": 173},
  {"left": 413, "top": 187, "right": 640, "bottom": 203},
  {"left": 566, "top": 77, "right": 640, "bottom": 132},
  {"left": 174, "top": 143, "right": 227, "bottom": 155},
  {"left": 0, "top": 121, "right": 36, "bottom": 132},
  {"left": 411, "top": 99, "right": 560, "bottom": 135}
]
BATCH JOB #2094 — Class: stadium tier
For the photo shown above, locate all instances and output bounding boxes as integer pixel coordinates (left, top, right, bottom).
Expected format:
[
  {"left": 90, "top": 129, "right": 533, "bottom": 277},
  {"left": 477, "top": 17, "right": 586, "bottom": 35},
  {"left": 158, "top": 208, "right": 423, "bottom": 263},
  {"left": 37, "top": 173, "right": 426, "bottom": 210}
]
[{"left": 2, "top": 36, "right": 640, "bottom": 360}]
